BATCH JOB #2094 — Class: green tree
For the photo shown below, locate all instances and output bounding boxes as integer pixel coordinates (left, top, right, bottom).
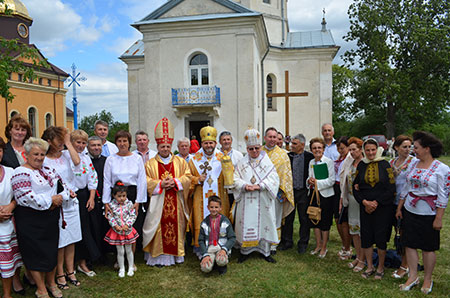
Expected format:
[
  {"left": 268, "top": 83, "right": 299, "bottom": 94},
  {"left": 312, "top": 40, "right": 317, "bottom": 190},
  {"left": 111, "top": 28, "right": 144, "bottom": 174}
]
[
  {"left": 343, "top": 0, "right": 450, "bottom": 138},
  {"left": 332, "top": 64, "right": 355, "bottom": 122},
  {"left": 0, "top": 1, "right": 48, "bottom": 101},
  {"left": 79, "top": 109, "right": 128, "bottom": 142}
]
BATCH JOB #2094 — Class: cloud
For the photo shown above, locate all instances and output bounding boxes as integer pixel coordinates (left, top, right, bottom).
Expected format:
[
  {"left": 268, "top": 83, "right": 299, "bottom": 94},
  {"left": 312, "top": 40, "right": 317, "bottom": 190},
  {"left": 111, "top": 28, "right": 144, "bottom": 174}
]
[
  {"left": 23, "top": 0, "right": 117, "bottom": 56},
  {"left": 107, "top": 31, "right": 142, "bottom": 56}
]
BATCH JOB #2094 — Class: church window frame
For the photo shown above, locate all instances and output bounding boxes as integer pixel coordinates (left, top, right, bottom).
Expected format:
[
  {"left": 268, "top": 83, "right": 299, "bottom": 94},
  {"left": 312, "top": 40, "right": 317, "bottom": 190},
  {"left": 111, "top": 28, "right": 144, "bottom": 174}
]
[
  {"left": 45, "top": 113, "right": 53, "bottom": 128},
  {"left": 9, "top": 110, "right": 19, "bottom": 119},
  {"left": 27, "top": 106, "right": 38, "bottom": 137},
  {"left": 189, "top": 53, "right": 209, "bottom": 87},
  {"left": 263, "top": 0, "right": 271, "bottom": 4},
  {"left": 267, "top": 74, "right": 277, "bottom": 111}
]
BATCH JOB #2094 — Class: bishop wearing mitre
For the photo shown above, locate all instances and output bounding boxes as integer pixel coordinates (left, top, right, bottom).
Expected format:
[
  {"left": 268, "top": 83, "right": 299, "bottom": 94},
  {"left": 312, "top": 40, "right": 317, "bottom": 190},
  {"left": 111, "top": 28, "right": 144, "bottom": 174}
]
[
  {"left": 142, "top": 117, "right": 192, "bottom": 267},
  {"left": 188, "top": 126, "right": 230, "bottom": 258}
]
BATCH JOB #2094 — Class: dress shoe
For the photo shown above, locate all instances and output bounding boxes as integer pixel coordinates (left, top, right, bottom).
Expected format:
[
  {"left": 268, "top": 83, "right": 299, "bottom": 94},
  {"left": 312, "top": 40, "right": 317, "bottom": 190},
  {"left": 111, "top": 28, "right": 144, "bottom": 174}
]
[
  {"left": 218, "top": 265, "right": 227, "bottom": 275},
  {"left": 238, "top": 253, "right": 249, "bottom": 263},
  {"left": 270, "top": 250, "right": 277, "bottom": 255},
  {"left": 13, "top": 284, "right": 25, "bottom": 296},
  {"left": 297, "top": 246, "right": 307, "bottom": 254},
  {"left": 421, "top": 281, "right": 433, "bottom": 294},
  {"left": 399, "top": 277, "right": 420, "bottom": 291},
  {"left": 263, "top": 255, "right": 277, "bottom": 263},
  {"left": 278, "top": 244, "right": 293, "bottom": 251}
]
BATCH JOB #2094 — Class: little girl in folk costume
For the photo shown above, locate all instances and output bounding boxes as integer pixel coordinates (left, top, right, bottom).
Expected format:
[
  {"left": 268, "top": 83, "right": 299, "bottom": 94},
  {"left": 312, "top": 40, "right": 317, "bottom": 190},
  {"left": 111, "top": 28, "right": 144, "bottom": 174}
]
[{"left": 104, "top": 181, "right": 139, "bottom": 277}]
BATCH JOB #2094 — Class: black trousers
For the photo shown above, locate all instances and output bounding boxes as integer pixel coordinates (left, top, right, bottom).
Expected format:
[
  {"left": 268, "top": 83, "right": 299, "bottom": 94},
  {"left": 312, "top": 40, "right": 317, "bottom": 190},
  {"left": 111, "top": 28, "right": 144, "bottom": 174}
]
[{"left": 280, "top": 189, "right": 310, "bottom": 248}]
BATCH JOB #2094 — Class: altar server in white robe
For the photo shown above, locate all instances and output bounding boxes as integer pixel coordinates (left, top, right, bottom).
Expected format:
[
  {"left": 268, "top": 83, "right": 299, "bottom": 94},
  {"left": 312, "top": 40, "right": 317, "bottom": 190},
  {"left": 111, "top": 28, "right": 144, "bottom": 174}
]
[{"left": 233, "top": 128, "right": 280, "bottom": 263}]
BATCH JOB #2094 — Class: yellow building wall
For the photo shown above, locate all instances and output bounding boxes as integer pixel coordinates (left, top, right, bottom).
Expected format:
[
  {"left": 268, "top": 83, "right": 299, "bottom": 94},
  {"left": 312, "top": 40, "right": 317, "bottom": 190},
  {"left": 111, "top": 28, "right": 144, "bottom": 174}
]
[{"left": 0, "top": 73, "right": 68, "bottom": 140}]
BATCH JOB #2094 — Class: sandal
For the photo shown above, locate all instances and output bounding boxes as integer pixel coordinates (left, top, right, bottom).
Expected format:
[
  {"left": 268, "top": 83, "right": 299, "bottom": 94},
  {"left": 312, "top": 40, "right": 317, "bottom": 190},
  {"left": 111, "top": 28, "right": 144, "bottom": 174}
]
[
  {"left": 353, "top": 260, "right": 365, "bottom": 273},
  {"left": 46, "top": 285, "right": 63, "bottom": 298},
  {"left": 55, "top": 275, "right": 69, "bottom": 290},
  {"left": 361, "top": 268, "right": 375, "bottom": 279},
  {"left": 392, "top": 266, "right": 409, "bottom": 279},
  {"left": 348, "top": 258, "right": 359, "bottom": 269},
  {"left": 65, "top": 272, "right": 80, "bottom": 287},
  {"left": 374, "top": 270, "right": 385, "bottom": 280},
  {"left": 35, "top": 290, "right": 50, "bottom": 298}
]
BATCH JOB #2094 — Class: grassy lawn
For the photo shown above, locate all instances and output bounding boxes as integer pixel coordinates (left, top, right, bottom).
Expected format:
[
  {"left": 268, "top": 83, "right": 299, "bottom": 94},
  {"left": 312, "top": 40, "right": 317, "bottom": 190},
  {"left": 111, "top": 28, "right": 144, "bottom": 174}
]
[
  {"left": 23, "top": 216, "right": 448, "bottom": 297},
  {"left": 7, "top": 156, "right": 450, "bottom": 297}
]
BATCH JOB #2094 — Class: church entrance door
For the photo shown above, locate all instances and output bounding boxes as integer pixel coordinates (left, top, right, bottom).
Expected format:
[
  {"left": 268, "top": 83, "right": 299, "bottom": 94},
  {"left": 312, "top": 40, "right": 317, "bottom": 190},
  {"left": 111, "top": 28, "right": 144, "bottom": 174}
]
[{"left": 189, "top": 120, "right": 210, "bottom": 140}]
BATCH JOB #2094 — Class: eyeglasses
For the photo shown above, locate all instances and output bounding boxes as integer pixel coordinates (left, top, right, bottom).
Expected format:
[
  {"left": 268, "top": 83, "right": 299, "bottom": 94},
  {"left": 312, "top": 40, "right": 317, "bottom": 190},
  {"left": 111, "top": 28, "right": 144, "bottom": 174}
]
[{"left": 248, "top": 147, "right": 260, "bottom": 151}]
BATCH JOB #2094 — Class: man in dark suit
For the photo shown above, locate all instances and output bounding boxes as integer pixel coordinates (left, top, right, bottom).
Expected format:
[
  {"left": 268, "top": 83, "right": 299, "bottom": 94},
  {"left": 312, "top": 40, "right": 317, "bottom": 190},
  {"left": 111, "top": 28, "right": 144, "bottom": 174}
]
[{"left": 280, "top": 134, "right": 314, "bottom": 253}]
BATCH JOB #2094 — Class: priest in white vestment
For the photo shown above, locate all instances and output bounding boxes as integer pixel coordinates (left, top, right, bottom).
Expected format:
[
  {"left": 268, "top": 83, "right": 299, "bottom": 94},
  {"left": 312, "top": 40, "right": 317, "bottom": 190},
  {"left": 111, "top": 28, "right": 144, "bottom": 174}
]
[{"left": 233, "top": 129, "right": 280, "bottom": 263}]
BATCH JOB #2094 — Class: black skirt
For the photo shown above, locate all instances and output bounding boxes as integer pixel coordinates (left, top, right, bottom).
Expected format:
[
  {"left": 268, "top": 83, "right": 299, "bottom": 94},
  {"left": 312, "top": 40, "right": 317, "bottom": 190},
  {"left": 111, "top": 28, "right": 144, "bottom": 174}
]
[
  {"left": 308, "top": 192, "right": 333, "bottom": 231},
  {"left": 75, "top": 187, "right": 101, "bottom": 262},
  {"left": 14, "top": 205, "right": 60, "bottom": 272},
  {"left": 402, "top": 209, "right": 440, "bottom": 252},
  {"left": 360, "top": 204, "right": 393, "bottom": 250}
]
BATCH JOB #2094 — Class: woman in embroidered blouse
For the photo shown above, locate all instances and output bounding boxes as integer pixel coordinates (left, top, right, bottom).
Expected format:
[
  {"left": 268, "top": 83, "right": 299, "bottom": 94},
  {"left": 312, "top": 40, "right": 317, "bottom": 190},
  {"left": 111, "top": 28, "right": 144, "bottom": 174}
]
[
  {"left": 103, "top": 130, "right": 147, "bottom": 266},
  {"left": 70, "top": 130, "right": 101, "bottom": 277},
  {"left": 353, "top": 138, "right": 395, "bottom": 280},
  {"left": 42, "top": 127, "right": 82, "bottom": 289},
  {"left": 11, "top": 138, "right": 69, "bottom": 298},
  {"left": 0, "top": 137, "right": 23, "bottom": 298},
  {"left": 390, "top": 135, "right": 414, "bottom": 279},
  {"left": 396, "top": 131, "right": 449, "bottom": 294},
  {"left": 306, "top": 137, "right": 335, "bottom": 259},
  {"left": 340, "top": 137, "right": 366, "bottom": 272}
]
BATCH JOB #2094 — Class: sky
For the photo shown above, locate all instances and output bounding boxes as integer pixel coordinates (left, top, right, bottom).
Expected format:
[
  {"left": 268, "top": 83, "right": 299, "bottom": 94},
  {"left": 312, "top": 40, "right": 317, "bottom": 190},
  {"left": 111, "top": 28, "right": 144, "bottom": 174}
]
[{"left": 22, "top": 0, "right": 354, "bottom": 123}]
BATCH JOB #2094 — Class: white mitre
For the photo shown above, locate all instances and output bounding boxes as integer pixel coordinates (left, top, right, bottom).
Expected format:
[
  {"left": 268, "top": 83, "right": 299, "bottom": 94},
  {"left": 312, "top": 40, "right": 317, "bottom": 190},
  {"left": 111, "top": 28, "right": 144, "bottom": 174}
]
[{"left": 244, "top": 128, "right": 261, "bottom": 146}]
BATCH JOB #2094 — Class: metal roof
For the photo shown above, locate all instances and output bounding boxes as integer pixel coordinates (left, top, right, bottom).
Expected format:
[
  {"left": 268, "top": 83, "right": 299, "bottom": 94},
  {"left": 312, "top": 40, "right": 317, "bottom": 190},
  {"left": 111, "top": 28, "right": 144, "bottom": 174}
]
[
  {"left": 120, "top": 39, "right": 144, "bottom": 59},
  {"left": 284, "top": 30, "right": 336, "bottom": 49},
  {"left": 133, "top": 12, "right": 260, "bottom": 26}
]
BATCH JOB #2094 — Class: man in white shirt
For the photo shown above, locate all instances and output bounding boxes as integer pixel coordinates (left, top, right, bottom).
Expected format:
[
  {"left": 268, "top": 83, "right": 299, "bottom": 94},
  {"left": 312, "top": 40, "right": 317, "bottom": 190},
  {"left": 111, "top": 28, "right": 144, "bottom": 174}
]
[
  {"left": 94, "top": 120, "right": 118, "bottom": 157},
  {"left": 133, "top": 130, "right": 157, "bottom": 163},
  {"left": 322, "top": 123, "right": 339, "bottom": 161}
]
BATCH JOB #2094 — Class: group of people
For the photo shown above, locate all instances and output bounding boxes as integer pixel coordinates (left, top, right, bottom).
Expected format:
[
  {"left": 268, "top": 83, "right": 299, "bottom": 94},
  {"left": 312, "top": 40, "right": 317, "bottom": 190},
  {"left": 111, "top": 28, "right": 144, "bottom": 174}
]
[{"left": 0, "top": 115, "right": 448, "bottom": 297}]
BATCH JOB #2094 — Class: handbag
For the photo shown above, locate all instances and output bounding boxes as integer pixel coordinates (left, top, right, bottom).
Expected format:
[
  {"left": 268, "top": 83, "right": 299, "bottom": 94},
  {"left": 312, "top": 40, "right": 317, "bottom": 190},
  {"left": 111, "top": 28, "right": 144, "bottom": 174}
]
[{"left": 307, "top": 182, "right": 321, "bottom": 225}]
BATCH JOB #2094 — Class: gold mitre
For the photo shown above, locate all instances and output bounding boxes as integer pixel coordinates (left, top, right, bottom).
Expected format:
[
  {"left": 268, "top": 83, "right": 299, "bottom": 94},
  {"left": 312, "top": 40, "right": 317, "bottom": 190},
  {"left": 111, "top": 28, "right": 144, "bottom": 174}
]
[
  {"left": 154, "top": 117, "right": 174, "bottom": 145},
  {"left": 200, "top": 126, "right": 217, "bottom": 142},
  {"left": 244, "top": 128, "right": 261, "bottom": 146}
]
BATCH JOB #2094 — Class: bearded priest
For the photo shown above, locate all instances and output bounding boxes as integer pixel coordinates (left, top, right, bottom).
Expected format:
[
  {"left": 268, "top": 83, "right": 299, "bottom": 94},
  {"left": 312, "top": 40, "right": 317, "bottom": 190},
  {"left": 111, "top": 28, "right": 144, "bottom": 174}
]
[
  {"left": 233, "top": 128, "right": 280, "bottom": 263},
  {"left": 188, "top": 126, "right": 230, "bottom": 258},
  {"left": 142, "top": 118, "right": 192, "bottom": 267}
]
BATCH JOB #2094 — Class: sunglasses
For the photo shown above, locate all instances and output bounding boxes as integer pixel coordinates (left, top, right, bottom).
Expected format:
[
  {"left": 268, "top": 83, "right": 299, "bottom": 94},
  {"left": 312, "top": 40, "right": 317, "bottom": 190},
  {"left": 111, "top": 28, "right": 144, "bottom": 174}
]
[{"left": 248, "top": 147, "right": 260, "bottom": 151}]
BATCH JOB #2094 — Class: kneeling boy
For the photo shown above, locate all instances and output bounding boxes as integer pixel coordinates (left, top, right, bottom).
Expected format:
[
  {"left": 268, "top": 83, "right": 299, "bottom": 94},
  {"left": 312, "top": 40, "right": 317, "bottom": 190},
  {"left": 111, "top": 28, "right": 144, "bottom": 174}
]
[{"left": 198, "top": 196, "right": 236, "bottom": 275}]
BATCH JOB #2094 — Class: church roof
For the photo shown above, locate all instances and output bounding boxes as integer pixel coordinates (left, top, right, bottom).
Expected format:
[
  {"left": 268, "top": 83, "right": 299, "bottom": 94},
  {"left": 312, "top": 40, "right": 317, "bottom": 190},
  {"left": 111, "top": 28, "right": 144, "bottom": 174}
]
[
  {"left": 283, "top": 30, "right": 336, "bottom": 49},
  {"left": 138, "top": 0, "right": 255, "bottom": 23},
  {"left": 120, "top": 39, "right": 144, "bottom": 59},
  {"left": 0, "top": 0, "right": 32, "bottom": 21}
]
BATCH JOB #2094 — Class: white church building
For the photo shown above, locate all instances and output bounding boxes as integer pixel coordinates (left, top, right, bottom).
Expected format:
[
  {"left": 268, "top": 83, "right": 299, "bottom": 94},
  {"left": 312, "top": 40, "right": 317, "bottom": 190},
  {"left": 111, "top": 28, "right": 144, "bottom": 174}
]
[{"left": 120, "top": 0, "right": 339, "bottom": 151}]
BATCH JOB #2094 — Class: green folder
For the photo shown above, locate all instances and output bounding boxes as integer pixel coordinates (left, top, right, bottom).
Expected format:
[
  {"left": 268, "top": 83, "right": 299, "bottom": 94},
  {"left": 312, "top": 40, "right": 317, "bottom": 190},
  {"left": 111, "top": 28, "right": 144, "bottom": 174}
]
[{"left": 313, "top": 163, "right": 329, "bottom": 179}]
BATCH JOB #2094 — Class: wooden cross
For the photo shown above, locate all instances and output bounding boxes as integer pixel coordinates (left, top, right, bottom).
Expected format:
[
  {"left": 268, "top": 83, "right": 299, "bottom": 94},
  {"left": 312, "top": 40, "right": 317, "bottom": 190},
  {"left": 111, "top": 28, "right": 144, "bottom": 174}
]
[{"left": 266, "top": 71, "right": 308, "bottom": 138}]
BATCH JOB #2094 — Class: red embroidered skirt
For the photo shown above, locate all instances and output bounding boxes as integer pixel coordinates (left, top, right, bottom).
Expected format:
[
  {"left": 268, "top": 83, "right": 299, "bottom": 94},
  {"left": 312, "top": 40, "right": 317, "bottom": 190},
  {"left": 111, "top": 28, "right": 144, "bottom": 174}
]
[{"left": 104, "top": 228, "right": 139, "bottom": 246}]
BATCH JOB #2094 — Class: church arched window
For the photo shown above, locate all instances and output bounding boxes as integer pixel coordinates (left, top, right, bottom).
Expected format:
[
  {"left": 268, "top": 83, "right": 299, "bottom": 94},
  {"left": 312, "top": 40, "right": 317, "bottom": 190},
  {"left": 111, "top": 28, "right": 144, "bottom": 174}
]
[
  {"left": 267, "top": 74, "right": 277, "bottom": 111},
  {"left": 189, "top": 54, "right": 209, "bottom": 86},
  {"left": 28, "top": 107, "right": 37, "bottom": 137},
  {"left": 45, "top": 113, "right": 53, "bottom": 128}
]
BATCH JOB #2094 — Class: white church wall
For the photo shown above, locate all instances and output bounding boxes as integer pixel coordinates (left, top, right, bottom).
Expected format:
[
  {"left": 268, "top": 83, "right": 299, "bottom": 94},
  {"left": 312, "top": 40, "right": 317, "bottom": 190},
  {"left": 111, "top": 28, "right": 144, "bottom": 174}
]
[{"left": 160, "top": 0, "right": 234, "bottom": 18}]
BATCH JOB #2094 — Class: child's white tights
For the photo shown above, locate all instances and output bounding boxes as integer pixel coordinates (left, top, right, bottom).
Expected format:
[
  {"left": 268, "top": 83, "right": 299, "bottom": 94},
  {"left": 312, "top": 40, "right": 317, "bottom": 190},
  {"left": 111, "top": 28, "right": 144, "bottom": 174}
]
[{"left": 117, "top": 244, "right": 134, "bottom": 277}]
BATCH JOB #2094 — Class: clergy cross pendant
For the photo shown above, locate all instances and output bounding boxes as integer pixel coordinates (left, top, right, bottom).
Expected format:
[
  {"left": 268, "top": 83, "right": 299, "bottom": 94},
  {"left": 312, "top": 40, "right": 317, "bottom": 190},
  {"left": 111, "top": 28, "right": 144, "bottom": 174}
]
[
  {"left": 250, "top": 175, "right": 256, "bottom": 184},
  {"left": 199, "top": 161, "right": 212, "bottom": 175},
  {"left": 206, "top": 176, "right": 214, "bottom": 187}
]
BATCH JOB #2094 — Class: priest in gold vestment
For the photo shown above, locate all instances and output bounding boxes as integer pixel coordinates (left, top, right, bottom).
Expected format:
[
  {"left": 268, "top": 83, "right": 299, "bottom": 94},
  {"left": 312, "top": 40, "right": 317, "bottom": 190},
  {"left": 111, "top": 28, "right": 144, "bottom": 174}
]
[
  {"left": 188, "top": 126, "right": 230, "bottom": 258},
  {"left": 262, "top": 127, "right": 295, "bottom": 252},
  {"left": 142, "top": 118, "right": 192, "bottom": 266}
]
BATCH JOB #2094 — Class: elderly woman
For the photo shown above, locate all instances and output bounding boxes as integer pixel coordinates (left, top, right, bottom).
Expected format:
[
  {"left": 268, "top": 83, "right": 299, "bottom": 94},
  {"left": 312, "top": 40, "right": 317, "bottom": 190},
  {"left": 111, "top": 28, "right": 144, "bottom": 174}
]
[
  {"left": 307, "top": 137, "right": 335, "bottom": 258},
  {"left": 353, "top": 138, "right": 395, "bottom": 280},
  {"left": 103, "top": 130, "right": 147, "bottom": 265},
  {"left": 42, "top": 127, "right": 82, "bottom": 289},
  {"left": 396, "top": 131, "right": 449, "bottom": 294},
  {"left": 11, "top": 138, "right": 69, "bottom": 298},
  {"left": 1, "top": 115, "right": 32, "bottom": 169},
  {"left": 70, "top": 130, "right": 101, "bottom": 277},
  {"left": 390, "top": 135, "right": 414, "bottom": 279},
  {"left": 340, "top": 137, "right": 366, "bottom": 272},
  {"left": 0, "top": 137, "right": 23, "bottom": 298}
]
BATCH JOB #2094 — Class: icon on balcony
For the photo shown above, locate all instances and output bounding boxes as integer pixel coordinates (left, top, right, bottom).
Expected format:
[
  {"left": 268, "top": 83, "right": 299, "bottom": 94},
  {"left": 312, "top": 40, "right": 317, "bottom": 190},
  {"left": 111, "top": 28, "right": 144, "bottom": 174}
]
[
  {"left": 172, "top": 86, "right": 220, "bottom": 106},
  {"left": 190, "top": 89, "right": 199, "bottom": 101}
]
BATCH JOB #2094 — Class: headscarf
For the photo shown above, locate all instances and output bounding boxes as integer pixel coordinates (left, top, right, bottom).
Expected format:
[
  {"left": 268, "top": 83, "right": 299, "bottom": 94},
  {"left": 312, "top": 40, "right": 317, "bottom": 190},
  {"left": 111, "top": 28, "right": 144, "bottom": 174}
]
[{"left": 362, "top": 138, "right": 384, "bottom": 164}]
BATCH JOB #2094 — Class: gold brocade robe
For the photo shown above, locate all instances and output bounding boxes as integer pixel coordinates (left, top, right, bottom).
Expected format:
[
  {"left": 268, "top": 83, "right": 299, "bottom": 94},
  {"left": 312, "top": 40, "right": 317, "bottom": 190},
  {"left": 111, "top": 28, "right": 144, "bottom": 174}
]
[
  {"left": 142, "top": 154, "right": 192, "bottom": 257},
  {"left": 262, "top": 146, "right": 295, "bottom": 219},
  {"left": 188, "top": 155, "right": 230, "bottom": 248}
]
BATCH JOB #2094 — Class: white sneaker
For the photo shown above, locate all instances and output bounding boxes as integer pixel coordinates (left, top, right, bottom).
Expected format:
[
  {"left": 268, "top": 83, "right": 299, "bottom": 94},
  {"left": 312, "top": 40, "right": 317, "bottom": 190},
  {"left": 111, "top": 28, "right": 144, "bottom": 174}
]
[
  {"left": 127, "top": 269, "right": 134, "bottom": 277},
  {"left": 118, "top": 269, "right": 125, "bottom": 278}
]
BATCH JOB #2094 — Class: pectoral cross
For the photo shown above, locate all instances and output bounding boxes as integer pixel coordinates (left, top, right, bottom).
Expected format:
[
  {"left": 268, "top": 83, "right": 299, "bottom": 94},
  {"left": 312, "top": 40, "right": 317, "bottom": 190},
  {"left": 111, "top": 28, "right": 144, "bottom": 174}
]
[
  {"left": 199, "top": 161, "right": 212, "bottom": 174},
  {"left": 266, "top": 71, "right": 309, "bottom": 144}
]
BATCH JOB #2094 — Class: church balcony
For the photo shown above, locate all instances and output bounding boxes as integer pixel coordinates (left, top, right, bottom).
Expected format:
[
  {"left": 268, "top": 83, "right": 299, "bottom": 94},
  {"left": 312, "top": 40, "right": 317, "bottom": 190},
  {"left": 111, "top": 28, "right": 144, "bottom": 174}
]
[{"left": 171, "top": 86, "right": 220, "bottom": 107}]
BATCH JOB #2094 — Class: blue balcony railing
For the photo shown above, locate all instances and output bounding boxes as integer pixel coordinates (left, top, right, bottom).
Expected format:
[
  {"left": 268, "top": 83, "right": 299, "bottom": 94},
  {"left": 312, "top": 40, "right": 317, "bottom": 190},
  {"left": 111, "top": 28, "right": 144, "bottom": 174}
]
[{"left": 171, "top": 86, "right": 220, "bottom": 106}]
